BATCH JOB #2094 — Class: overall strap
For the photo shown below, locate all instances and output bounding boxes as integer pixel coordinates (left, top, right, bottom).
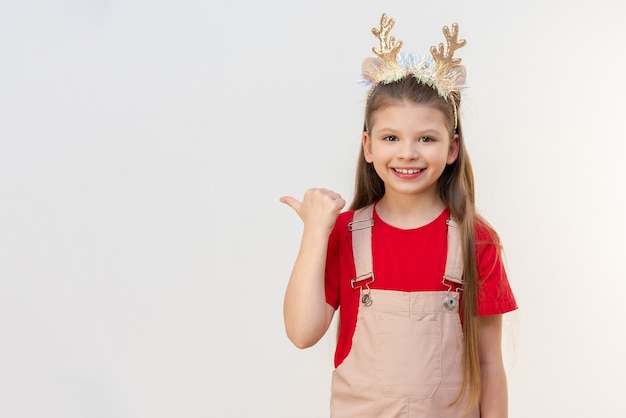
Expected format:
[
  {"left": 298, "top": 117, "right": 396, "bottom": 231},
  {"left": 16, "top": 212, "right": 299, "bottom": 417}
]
[
  {"left": 349, "top": 205, "right": 374, "bottom": 279},
  {"left": 348, "top": 205, "right": 375, "bottom": 306},
  {"left": 444, "top": 217, "right": 464, "bottom": 289}
]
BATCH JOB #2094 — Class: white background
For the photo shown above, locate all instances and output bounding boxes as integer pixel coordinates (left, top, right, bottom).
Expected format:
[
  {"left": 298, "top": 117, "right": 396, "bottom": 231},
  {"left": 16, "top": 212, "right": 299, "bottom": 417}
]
[{"left": 1, "top": 0, "right": 625, "bottom": 417}]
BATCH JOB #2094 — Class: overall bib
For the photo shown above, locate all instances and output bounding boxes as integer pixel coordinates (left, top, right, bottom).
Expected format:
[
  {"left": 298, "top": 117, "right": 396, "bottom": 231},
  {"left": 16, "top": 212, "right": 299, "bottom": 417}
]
[{"left": 330, "top": 205, "right": 480, "bottom": 418}]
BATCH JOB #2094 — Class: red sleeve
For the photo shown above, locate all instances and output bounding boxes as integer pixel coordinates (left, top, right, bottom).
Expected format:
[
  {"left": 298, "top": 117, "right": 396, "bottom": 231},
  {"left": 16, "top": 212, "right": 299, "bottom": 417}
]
[{"left": 475, "top": 220, "right": 518, "bottom": 316}]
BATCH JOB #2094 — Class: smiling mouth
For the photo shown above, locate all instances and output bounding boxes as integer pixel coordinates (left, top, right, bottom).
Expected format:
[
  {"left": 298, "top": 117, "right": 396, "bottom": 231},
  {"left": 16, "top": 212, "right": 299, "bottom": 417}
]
[{"left": 394, "top": 168, "right": 423, "bottom": 174}]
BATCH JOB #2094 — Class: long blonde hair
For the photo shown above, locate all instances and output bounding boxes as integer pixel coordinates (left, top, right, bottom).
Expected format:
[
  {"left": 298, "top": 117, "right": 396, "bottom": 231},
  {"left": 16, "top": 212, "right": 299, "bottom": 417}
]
[{"left": 351, "top": 76, "right": 482, "bottom": 409}]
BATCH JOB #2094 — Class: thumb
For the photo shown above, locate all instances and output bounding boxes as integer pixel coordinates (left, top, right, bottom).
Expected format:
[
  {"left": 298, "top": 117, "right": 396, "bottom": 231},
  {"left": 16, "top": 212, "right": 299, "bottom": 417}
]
[{"left": 279, "top": 196, "right": 302, "bottom": 213}]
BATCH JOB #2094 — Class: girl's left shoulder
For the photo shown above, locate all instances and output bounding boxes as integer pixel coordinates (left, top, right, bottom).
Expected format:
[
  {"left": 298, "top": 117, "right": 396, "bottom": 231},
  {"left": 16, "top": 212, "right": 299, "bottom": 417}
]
[{"left": 474, "top": 216, "right": 502, "bottom": 246}]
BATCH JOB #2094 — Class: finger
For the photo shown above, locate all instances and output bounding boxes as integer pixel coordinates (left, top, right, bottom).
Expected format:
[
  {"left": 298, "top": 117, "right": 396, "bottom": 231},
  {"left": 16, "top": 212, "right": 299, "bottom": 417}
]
[
  {"left": 318, "top": 188, "right": 338, "bottom": 196},
  {"left": 326, "top": 190, "right": 343, "bottom": 201},
  {"left": 279, "top": 196, "right": 302, "bottom": 213}
]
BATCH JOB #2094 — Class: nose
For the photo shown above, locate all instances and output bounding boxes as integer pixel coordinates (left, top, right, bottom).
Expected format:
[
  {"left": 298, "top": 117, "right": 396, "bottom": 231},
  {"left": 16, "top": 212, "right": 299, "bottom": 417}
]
[{"left": 399, "top": 139, "right": 419, "bottom": 160}]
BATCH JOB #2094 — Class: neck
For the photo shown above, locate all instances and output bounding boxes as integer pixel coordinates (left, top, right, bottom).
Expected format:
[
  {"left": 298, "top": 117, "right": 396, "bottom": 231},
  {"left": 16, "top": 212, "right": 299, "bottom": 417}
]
[{"left": 376, "top": 191, "right": 445, "bottom": 229}]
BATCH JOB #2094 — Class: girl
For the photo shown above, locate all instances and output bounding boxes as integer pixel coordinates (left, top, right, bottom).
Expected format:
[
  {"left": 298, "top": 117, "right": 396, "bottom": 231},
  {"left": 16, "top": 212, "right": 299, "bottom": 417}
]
[{"left": 281, "top": 14, "right": 517, "bottom": 418}]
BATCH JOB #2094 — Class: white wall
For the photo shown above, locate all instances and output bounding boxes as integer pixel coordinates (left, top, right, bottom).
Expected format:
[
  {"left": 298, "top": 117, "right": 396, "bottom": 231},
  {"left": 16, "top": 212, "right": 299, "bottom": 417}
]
[{"left": 1, "top": 0, "right": 625, "bottom": 416}]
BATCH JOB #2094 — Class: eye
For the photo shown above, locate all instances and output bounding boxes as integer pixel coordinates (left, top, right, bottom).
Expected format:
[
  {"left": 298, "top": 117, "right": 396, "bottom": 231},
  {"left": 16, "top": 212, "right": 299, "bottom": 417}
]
[
  {"left": 419, "top": 136, "right": 435, "bottom": 143},
  {"left": 383, "top": 135, "right": 398, "bottom": 142}
]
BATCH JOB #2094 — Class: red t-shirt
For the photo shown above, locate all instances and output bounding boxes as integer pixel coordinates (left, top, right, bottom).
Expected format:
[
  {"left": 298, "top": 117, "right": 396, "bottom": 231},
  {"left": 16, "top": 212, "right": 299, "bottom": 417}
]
[{"left": 325, "top": 205, "right": 518, "bottom": 368}]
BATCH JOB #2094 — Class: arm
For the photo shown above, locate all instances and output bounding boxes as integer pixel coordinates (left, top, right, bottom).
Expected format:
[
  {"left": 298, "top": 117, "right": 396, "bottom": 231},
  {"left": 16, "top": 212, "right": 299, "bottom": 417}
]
[
  {"left": 280, "top": 188, "right": 345, "bottom": 349},
  {"left": 478, "top": 314, "right": 508, "bottom": 418}
]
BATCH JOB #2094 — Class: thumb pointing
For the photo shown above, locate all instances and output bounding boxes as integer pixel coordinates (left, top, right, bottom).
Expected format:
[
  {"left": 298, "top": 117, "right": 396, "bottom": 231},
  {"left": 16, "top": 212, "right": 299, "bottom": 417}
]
[{"left": 279, "top": 196, "right": 302, "bottom": 213}]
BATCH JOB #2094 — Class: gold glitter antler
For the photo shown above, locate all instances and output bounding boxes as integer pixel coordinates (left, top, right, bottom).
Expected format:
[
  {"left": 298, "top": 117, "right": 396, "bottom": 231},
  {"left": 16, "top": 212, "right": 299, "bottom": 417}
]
[
  {"left": 430, "top": 23, "right": 466, "bottom": 69},
  {"left": 371, "top": 13, "right": 403, "bottom": 63}
]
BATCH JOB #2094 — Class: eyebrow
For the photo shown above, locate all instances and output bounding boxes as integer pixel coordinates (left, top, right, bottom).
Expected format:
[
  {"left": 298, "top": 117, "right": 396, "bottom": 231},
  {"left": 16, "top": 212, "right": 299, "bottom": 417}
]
[{"left": 374, "top": 127, "right": 446, "bottom": 137}]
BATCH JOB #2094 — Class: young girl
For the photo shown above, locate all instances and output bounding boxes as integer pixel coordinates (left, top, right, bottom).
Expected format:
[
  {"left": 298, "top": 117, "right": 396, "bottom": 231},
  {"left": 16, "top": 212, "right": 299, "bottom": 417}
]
[{"left": 281, "top": 14, "right": 517, "bottom": 418}]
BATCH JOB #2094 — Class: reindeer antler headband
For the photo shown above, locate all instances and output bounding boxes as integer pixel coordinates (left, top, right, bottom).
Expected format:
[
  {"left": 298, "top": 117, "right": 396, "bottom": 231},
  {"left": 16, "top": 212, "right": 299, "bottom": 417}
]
[{"left": 361, "top": 13, "right": 467, "bottom": 103}]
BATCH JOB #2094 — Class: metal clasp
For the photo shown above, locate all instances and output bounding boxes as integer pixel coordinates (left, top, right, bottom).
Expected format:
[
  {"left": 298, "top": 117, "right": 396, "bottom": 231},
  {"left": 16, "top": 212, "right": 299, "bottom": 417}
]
[
  {"left": 347, "top": 218, "right": 374, "bottom": 231},
  {"left": 351, "top": 272, "right": 375, "bottom": 306},
  {"left": 442, "top": 274, "right": 463, "bottom": 310},
  {"left": 445, "top": 218, "right": 459, "bottom": 228}
]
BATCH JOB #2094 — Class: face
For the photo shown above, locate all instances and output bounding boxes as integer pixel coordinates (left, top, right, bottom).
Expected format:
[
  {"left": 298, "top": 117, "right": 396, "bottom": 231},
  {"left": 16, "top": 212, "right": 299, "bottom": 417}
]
[{"left": 362, "top": 101, "right": 459, "bottom": 202}]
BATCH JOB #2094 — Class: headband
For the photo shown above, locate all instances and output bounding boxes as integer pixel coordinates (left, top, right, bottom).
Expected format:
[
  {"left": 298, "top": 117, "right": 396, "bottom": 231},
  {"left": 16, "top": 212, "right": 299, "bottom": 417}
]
[{"left": 361, "top": 13, "right": 467, "bottom": 104}]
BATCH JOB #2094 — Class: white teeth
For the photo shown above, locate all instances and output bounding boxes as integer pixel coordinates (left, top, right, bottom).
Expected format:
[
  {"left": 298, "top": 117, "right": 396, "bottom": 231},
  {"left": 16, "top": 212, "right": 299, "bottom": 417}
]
[{"left": 395, "top": 168, "right": 422, "bottom": 174}]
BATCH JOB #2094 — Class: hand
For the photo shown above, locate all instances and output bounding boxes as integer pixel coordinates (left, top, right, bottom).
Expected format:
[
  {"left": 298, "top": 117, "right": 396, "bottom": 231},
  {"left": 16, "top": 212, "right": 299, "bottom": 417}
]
[{"left": 280, "top": 188, "right": 346, "bottom": 234}]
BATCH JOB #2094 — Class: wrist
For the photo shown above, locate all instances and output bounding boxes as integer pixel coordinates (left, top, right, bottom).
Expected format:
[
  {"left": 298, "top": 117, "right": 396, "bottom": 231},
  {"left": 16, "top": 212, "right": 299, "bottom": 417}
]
[{"left": 302, "top": 224, "right": 332, "bottom": 242}]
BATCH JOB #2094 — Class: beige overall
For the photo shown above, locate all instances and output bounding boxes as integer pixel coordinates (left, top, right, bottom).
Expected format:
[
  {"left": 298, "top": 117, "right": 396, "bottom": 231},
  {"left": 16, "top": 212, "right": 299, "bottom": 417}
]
[{"left": 330, "top": 205, "right": 480, "bottom": 417}]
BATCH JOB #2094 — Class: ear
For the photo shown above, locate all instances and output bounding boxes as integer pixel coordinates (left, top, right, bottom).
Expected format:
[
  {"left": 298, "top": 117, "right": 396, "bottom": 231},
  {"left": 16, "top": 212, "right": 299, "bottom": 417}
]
[
  {"left": 447, "top": 134, "right": 460, "bottom": 165},
  {"left": 362, "top": 131, "right": 374, "bottom": 163}
]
